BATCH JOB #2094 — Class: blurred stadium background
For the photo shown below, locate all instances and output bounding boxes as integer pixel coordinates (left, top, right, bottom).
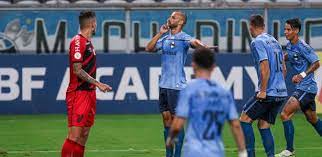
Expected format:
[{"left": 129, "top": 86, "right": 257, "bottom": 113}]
[{"left": 0, "top": 0, "right": 322, "bottom": 157}]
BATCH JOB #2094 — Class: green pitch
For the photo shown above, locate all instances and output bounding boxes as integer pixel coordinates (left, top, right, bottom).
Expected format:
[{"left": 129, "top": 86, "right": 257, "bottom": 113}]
[{"left": 0, "top": 114, "right": 321, "bottom": 157}]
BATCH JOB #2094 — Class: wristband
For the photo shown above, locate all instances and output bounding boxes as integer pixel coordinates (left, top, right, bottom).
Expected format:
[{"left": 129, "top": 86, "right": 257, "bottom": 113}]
[{"left": 300, "top": 72, "right": 307, "bottom": 78}]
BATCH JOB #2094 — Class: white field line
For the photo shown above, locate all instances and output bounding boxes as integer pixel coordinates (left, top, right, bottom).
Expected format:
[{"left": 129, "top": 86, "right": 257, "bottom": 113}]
[{"left": 2, "top": 147, "right": 322, "bottom": 154}]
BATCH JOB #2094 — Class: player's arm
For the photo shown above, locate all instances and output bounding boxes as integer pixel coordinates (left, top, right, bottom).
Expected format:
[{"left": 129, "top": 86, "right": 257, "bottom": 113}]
[
  {"left": 305, "top": 61, "right": 320, "bottom": 75},
  {"left": 229, "top": 119, "right": 247, "bottom": 157},
  {"left": 166, "top": 117, "right": 186, "bottom": 148},
  {"left": 145, "top": 24, "right": 168, "bottom": 52},
  {"left": 293, "top": 45, "right": 320, "bottom": 83},
  {"left": 190, "top": 39, "right": 207, "bottom": 49},
  {"left": 73, "top": 63, "right": 112, "bottom": 92},
  {"left": 257, "top": 60, "right": 270, "bottom": 99}
]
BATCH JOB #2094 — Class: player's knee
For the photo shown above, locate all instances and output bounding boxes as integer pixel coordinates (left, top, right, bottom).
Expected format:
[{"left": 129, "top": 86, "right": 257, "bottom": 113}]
[
  {"left": 280, "top": 112, "right": 290, "bottom": 121},
  {"left": 306, "top": 115, "right": 318, "bottom": 124},
  {"left": 239, "top": 113, "right": 252, "bottom": 123},
  {"left": 162, "top": 113, "right": 173, "bottom": 126},
  {"left": 257, "top": 120, "right": 270, "bottom": 129}
]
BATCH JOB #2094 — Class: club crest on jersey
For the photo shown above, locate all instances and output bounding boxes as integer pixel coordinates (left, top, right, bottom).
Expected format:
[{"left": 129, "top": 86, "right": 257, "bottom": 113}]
[
  {"left": 170, "top": 41, "right": 175, "bottom": 49},
  {"left": 74, "top": 52, "right": 82, "bottom": 60}
]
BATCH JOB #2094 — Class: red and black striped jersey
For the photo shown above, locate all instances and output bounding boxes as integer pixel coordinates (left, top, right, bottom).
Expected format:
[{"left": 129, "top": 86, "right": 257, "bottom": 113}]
[{"left": 67, "top": 34, "right": 96, "bottom": 92}]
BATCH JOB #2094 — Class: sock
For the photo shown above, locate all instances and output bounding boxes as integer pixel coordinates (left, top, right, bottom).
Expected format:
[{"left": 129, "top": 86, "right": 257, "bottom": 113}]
[
  {"left": 61, "top": 139, "right": 85, "bottom": 157},
  {"left": 174, "top": 128, "right": 184, "bottom": 157},
  {"left": 164, "top": 127, "right": 173, "bottom": 157},
  {"left": 312, "top": 119, "right": 322, "bottom": 136},
  {"left": 259, "top": 128, "right": 275, "bottom": 157},
  {"left": 283, "top": 120, "right": 294, "bottom": 152},
  {"left": 241, "top": 122, "right": 255, "bottom": 157}
]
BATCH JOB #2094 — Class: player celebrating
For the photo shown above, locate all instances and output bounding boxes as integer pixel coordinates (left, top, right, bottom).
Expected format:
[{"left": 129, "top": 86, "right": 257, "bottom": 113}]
[
  {"left": 166, "top": 48, "right": 247, "bottom": 157},
  {"left": 145, "top": 11, "right": 208, "bottom": 157},
  {"left": 239, "top": 15, "right": 288, "bottom": 157},
  {"left": 61, "top": 10, "right": 112, "bottom": 157},
  {"left": 275, "top": 18, "right": 322, "bottom": 157}
]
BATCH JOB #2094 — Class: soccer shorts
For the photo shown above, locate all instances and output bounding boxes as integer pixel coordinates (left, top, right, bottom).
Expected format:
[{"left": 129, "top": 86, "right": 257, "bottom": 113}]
[
  {"left": 292, "top": 89, "right": 317, "bottom": 112},
  {"left": 66, "top": 90, "right": 96, "bottom": 127},
  {"left": 243, "top": 94, "right": 286, "bottom": 124},
  {"left": 159, "top": 88, "right": 180, "bottom": 114}
]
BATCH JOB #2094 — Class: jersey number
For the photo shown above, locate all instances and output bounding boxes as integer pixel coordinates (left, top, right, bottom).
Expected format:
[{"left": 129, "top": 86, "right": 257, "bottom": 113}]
[
  {"left": 275, "top": 51, "right": 283, "bottom": 72},
  {"left": 202, "top": 110, "right": 223, "bottom": 140}
]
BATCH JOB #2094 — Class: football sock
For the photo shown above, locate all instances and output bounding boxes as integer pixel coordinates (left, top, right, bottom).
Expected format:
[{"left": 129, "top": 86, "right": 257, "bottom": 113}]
[
  {"left": 283, "top": 120, "right": 294, "bottom": 152},
  {"left": 312, "top": 119, "right": 322, "bottom": 136},
  {"left": 174, "top": 128, "right": 184, "bottom": 157},
  {"left": 241, "top": 122, "right": 255, "bottom": 157},
  {"left": 164, "top": 127, "right": 173, "bottom": 157},
  {"left": 259, "top": 128, "right": 275, "bottom": 157}
]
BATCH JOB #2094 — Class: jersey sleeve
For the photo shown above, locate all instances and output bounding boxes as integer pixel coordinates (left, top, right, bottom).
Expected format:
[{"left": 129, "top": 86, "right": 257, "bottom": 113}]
[
  {"left": 181, "top": 33, "right": 194, "bottom": 48},
  {"left": 300, "top": 43, "right": 319, "bottom": 64},
  {"left": 70, "top": 37, "right": 86, "bottom": 63},
  {"left": 225, "top": 91, "right": 238, "bottom": 121},
  {"left": 176, "top": 87, "right": 191, "bottom": 118},
  {"left": 252, "top": 40, "right": 268, "bottom": 62}
]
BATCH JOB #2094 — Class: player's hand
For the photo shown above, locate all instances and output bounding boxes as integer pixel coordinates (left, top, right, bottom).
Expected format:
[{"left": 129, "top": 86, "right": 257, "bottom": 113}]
[
  {"left": 159, "top": 24, "right": 169, "bottom": 34},
  {"left": 97, "top": 82, "right": 112, "bottom": 92},
  {"left": 165, "top": 137, "right": 174, "bottom": 149},
  {"left": 292, "top": 74, "right": 303, "bottom": 84},
  {"left": 256, "top": 91, "right": 266, "bottom": 100}
]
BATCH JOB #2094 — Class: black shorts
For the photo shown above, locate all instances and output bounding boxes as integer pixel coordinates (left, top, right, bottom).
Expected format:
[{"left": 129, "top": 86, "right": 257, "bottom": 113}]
[
  {"left": 292, "top": 89, "right": 317, "bottom": 112},
  {"left": 159, "top": 88, "right": 180, "bottom": 114},
  {"left": 243, "top": 94, "right": 286, "bottom": 124}
]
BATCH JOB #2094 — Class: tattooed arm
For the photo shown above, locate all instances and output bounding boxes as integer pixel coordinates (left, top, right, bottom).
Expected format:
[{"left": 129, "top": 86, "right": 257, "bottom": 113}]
[{"left": 73, "top": 62, "right": 112, "bottom": 92}]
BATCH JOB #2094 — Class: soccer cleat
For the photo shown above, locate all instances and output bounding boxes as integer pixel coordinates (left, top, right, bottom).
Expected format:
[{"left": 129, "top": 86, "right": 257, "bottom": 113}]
[{"left": 275, "top": 150, "right": 295, "bottom": 157}]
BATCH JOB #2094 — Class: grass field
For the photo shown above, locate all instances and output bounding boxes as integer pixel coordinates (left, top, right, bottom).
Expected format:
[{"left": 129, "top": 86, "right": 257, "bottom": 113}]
[{"left": 0, "top": 114, "right": 321, "bottom": 157}]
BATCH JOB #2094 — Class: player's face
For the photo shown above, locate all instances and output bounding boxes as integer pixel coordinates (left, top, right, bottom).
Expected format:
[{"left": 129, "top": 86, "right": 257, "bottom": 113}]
[
  {"left": 284, "top": 23, "right": 297, "bottom": 41},
  {"left": 91, "top": 18, "right": 97, "bottom": 36},
  {"left": 167, "top": 12, "right": 181, "bottom": 29}
]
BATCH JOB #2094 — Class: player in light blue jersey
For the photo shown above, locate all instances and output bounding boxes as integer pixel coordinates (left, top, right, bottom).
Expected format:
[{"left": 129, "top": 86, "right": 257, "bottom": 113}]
[
  {"left": 275, "top": 18, "right": 322, "bottom": 157},
  {"left": 239, "top": 15, "right": 288, "bottom": 157},
  {"left": 166, "top": 48, "right": 247, "bottom": 157},
  {"left": 145, "top": 11, "right": 209, "bottom": 157}
]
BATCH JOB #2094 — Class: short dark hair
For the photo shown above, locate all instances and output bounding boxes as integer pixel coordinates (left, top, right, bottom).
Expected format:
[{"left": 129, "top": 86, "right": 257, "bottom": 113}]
[
  {"left": 192, "top": 48, "right": 215, "bottom": 69},
  {"left": 250, "top": 14, "right": 265, "bottom": 28},
  {"left": 79, "top": 10, "right": 96, "bottom": 29},
  {"left": 286, "top": 18, "right": 301, "bottom": 32}
]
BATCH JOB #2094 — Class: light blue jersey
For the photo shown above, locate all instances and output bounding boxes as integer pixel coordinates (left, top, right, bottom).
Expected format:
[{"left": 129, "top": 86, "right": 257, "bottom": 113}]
[
  {"left": 155, "top": 31, "right": 193, "bottom": 90},
  {"left": 250, "top": 33, "right": 287, "bottom": 97},
  {"left": 176, "top": 79, "right": 238, "bottom": 157},
  {"left": 286, "top": 40, "right": 319, "bottom": 94}
]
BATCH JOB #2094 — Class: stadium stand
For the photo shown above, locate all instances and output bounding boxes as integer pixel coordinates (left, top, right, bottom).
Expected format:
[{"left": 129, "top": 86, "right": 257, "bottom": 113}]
[{"left": 0, "top": 0, "right": 317, "bottom": 4}]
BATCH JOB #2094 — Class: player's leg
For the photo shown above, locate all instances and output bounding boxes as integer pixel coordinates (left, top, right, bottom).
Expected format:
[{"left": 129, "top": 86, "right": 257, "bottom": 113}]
[
  {"left": 61, "top": 126, "right": 85, "bottom": 157},
  {"left": 304, "top": 109, "right": 322, "bottom": 136},
  {"left": 79, "top": 91, "right": 96, "bottom": 146},
  {"left": 258, "top": 119, "right": 274, "bottom": 157},
  {"left": 240, "top": 95, "right": 265, "bottom": 157},
  {"left": 168, "top": 89, "right": 184, "bottom": 157},
  {"left": 259, "top": 97, "right": 285, "bottom": 157},
  {"left": 276, "top": 96, "right": 300, "bottom": 156},
  {"left": 301, "top": 93, "right": 322, "bottom": 136},
  {"left": 62, "top": 91, "right": 84, "bottom": 157},
  {"left": 159, "top": 88, "right": 174, "bottom": 157}
]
